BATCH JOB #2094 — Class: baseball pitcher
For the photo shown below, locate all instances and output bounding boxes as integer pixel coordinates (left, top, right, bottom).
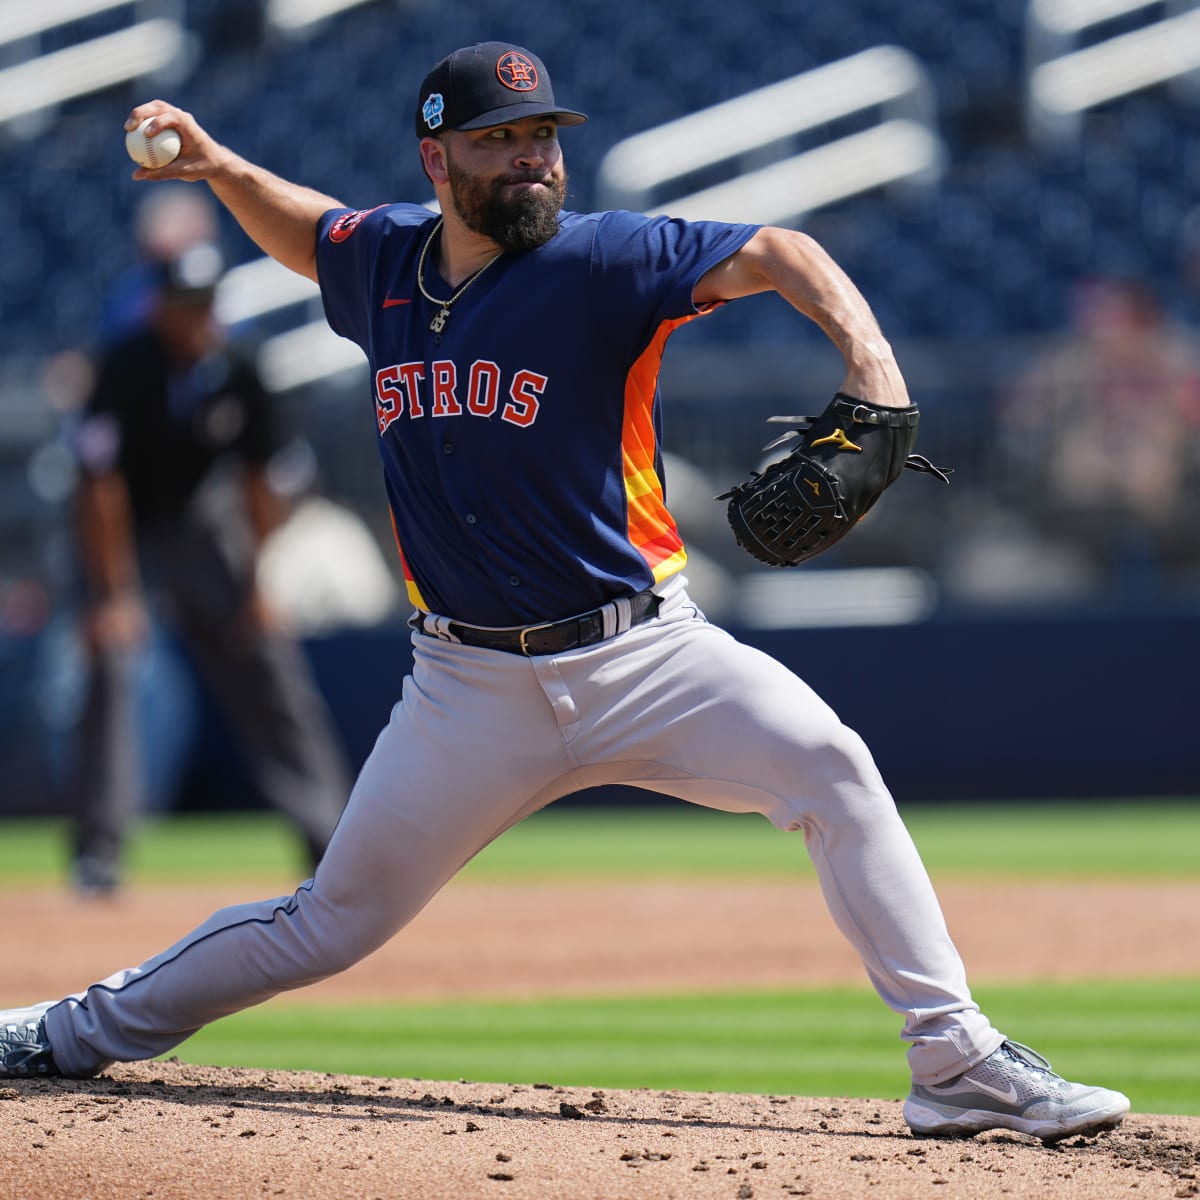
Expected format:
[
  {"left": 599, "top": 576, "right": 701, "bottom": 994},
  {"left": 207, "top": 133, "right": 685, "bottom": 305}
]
[{"left": 0, "top": 41, "right": 1128, "bottom": 1143}]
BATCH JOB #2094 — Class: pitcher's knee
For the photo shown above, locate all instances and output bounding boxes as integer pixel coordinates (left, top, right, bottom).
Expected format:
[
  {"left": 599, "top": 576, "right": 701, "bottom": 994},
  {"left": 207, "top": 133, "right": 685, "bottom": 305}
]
[
  {"left": 777, "top": 725, "right": 895, "bottom": 829},
  {"left": 285, "top": 885, "right": 417, "bottom": 979}
]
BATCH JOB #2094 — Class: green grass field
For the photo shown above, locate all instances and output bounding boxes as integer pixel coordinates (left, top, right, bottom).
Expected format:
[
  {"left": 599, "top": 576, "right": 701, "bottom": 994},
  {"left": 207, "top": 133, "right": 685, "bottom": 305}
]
[
  {"left": 179, "top": 978, "right": 1197, "bottom": 1116},
  {"left": 3, "top": 801, "right": 1197, "bottom": 1113}
]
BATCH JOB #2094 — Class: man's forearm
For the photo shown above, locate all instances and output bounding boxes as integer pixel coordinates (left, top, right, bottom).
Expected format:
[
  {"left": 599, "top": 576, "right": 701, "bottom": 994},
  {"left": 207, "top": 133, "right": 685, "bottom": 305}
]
[
  {"left": 243, "top": 467, "right": 284, "bottom": 549},
  {"left": 76, "top": 475, "right": 141, "bottom": 600},
  {"left": 206, "top": 152, "right": 343, "bottom": 282},
  {"left": 696, "top": 226, "right": 910, "bottom": 408}
]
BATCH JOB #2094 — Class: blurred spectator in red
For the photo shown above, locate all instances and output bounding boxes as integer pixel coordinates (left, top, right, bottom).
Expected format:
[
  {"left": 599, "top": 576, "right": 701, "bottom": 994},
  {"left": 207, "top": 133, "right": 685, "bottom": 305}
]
[{"left": 999, "top": 276, "right": 1200, "bottom": 587}]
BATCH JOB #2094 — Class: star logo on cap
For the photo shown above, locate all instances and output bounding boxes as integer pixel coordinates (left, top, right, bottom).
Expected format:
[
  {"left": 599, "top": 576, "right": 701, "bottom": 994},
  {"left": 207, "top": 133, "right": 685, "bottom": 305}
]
[
  {"left": 422, "top": 92, "right": 445, "bottom": 129},
  {"left": 496, "top": 51, "right": 538, "bottom": 91}
]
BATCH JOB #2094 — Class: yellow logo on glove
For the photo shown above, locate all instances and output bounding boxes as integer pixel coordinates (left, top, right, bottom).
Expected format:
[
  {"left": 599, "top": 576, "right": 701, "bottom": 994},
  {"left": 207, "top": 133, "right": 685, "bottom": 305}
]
[{"left": 811, "top": 428, "right": 863, "bottom": 452}]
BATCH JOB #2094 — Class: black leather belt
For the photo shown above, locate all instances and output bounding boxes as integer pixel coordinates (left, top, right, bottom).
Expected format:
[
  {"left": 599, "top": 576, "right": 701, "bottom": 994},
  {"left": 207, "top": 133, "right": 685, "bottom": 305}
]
[{"left": 426, "top": 590, "right": 661, "bottom": 657}]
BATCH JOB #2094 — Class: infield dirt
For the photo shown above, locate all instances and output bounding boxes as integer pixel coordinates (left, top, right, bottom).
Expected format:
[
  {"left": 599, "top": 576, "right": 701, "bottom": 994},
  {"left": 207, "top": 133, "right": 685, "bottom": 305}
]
[{"left": 1, "top": 877, "right": 1197, "bottom": 1198}]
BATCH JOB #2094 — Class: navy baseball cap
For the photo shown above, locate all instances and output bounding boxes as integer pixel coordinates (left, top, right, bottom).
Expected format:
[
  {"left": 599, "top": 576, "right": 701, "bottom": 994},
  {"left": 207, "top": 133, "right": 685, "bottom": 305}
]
[{"left": 414, "top": 42, "right": 587, "bottom": 138}]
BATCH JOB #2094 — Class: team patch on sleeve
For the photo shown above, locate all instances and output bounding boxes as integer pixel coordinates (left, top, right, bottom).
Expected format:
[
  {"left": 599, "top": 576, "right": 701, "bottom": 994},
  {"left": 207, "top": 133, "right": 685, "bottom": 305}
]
[{"left": 327, "top": 206, "right": 386, "bottom": 244}]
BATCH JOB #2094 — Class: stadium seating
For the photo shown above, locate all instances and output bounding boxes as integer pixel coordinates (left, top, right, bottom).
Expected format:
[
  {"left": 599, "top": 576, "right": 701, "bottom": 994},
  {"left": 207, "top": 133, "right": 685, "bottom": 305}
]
[
  {"left": 1, "top": 0, "right": 1199, "bottom": 614},
  {"left": 3, "top": 0, "right": 1200, "bottom": 814},
  {"left": 1, "top": 0, "right": 1196, "bottom": 366}
]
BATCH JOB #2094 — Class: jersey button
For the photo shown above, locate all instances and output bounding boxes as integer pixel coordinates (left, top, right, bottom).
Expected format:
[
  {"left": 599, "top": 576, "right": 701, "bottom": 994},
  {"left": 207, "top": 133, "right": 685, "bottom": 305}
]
[
  {"left": 443, "top": 443, "right": 453, "bottom": 454},
  {"left": 465, "top": 513, "right": 477, "bottom": 525},
  {"left": 509, "top": 575, "right": 520, "bottom": 586}
]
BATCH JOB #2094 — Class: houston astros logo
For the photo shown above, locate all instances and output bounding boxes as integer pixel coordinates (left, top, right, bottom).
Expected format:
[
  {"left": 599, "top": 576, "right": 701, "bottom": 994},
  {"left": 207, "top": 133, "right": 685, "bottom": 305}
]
[{"left": 496, "top": 51, "right": 538, "bottom": 91}]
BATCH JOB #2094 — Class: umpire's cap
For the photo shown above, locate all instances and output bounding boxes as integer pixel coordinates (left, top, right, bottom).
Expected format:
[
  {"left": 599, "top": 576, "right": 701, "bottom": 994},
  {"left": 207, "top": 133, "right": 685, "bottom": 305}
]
[
  {"left": 415, "top": 42, "right": 587, "bottom": 138},
  {"left": 156, "top": 242, "right": 224, "bottom": 303}
]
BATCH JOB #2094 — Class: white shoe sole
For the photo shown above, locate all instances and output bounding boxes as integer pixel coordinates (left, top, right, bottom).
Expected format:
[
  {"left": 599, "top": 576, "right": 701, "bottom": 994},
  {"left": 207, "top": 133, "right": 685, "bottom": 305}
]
[
  {"left": 903, "top": 1096, "right": 1130, "bottom": 1143},
  {"left": 2, "top": 1001, "right": 56, "bottom": 1026}
]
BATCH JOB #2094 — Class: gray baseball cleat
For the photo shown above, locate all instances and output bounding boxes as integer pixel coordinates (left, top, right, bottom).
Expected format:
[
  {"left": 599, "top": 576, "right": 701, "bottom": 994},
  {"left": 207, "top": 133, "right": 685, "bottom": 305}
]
[
  {"left": 903, "top": 1040, "right": 1130, "bottom": 1143},
  {"left": 0, "top": 1003, "right": 62, "bottom": 1078}
]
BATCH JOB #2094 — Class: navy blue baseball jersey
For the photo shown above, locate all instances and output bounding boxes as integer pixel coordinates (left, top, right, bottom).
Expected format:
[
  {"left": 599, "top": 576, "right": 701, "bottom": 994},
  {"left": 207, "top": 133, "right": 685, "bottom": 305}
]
[{"left": 315, "top": 205, "right": 757, "bottom": 626}]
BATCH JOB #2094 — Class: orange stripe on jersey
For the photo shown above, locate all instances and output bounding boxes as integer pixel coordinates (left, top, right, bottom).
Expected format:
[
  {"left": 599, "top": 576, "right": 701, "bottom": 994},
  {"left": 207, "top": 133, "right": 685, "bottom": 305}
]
[
  {"left": 389, "top": 507, "right": 428, "bottom": 611},
  {"left": 621, "top": 313, "right": 702, "bottom": 581}
]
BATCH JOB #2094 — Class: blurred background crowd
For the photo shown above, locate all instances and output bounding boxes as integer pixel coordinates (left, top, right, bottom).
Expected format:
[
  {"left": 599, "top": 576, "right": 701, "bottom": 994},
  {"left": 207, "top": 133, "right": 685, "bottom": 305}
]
[{"left": 2, "top": 0, "right": 1199, "bottom": 843}]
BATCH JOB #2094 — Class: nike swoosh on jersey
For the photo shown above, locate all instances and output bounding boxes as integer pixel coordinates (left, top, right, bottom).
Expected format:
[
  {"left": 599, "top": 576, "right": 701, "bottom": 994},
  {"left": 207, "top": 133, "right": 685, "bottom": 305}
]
[{"left": 382, "top": 296, "right": 411, "bottom": 308}]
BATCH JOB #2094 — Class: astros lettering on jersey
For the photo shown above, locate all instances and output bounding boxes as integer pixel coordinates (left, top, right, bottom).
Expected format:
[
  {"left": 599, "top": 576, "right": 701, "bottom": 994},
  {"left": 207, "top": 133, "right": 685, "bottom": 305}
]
[{"left": 317, "top": 205, "right": 757, "bottom": 626}]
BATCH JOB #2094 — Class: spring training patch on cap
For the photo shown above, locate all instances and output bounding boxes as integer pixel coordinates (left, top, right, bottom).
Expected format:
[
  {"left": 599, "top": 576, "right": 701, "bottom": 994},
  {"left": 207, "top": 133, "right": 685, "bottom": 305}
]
[
  {"left": 422, "top": 93, "right": 445, "bottom": 130},
  {"left": 496, "top": 51, "right": 538, "bottom": 91}
]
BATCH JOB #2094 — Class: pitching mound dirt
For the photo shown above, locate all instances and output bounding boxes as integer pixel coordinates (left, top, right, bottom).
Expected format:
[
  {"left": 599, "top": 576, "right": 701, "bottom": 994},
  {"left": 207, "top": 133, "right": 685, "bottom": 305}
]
[
  {"left": 2, "top": 1062, "right": 1197, "bottom": 1200},
  {"left": 2, "top": 878, "right": 1197, "bottom": 1197}
]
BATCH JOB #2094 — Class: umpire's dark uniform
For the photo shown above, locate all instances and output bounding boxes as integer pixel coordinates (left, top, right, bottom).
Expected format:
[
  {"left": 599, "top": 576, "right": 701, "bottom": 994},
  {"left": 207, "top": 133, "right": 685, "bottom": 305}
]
[{"left": 69, "top": 248, "right": 349, "bottom": 893}]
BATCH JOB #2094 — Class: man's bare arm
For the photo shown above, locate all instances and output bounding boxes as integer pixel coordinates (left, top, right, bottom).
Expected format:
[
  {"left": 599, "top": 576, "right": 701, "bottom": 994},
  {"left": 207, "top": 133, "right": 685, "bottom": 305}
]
[
  {"left": 695, "top": 226, "right": 910, "bottom": 409},
  {"left": 76, "top": 472, "right": 149, "bottom": 651}
]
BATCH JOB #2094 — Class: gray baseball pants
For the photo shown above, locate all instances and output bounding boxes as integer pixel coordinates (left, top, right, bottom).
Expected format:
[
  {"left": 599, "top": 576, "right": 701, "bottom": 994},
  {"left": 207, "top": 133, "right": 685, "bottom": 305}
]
[{"left": 45, "top": 575, "right": 1004, "bottom": 1085}]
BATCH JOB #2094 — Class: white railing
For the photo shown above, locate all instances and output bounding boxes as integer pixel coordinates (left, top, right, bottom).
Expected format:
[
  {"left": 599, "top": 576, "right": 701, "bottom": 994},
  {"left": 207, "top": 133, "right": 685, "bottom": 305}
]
[
  {"left": 0, "top": 0, "right": 140, "bottom": 49},
  {"left": 214, "top": 256, "right": 322, "bottom": 326},
  {"left": 265, "top": 0, "right": 376, "bottom": 35},
  {"left": 0, "top": 16, "right": 188, "bottom": 127},
  {"left": 1026, "top": 0, "right": 1200, "bottom": 146},
  {"left": 213, "top": 257, "right": 364, "bottom": 393},
  {"left": 256, "top": 320, "right": 366, "bottom": 393},
  {"left": 596, "top": 46, "right": 943, "bottom": 225}
]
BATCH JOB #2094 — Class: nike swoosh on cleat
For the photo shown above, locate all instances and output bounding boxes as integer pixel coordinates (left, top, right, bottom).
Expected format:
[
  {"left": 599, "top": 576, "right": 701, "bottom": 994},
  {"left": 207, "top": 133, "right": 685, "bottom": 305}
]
[
  {"left": 382, "top": 296, "right": 411, "bottom": 308},
  {"left": 966, "top": 1079, "right": 1021, "bottom": 1105}
]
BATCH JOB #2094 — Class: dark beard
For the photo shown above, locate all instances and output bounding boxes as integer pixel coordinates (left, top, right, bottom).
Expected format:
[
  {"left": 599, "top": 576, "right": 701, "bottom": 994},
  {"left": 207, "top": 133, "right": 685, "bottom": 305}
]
[{"left": 446, "top": 155, "right": 567, "bottom": 252}]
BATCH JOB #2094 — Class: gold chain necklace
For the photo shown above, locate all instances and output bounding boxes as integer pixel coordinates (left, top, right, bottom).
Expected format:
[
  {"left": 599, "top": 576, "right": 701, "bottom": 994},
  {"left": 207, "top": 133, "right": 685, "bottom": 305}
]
[{"left": 416, "top": 218, "right": 504, "bottom": 335}]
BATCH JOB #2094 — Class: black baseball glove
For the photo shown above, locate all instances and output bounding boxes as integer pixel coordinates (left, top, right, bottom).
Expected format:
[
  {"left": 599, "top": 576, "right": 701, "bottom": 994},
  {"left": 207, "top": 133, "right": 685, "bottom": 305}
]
[{"left": 717, "top": 393, "right": 951, "bottom": 568}]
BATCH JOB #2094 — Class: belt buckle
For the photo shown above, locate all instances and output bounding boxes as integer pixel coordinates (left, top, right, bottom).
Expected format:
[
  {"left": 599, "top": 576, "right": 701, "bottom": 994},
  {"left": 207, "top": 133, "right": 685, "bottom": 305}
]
[{"left": 518, "top": 620, "right": 554, "bottom": 656}]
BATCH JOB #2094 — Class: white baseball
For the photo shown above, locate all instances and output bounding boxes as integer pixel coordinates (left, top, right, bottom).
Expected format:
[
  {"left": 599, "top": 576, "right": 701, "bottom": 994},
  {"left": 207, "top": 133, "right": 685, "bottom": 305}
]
[{"left": 125, "top": 117, "right": 182, "bottom": 169}]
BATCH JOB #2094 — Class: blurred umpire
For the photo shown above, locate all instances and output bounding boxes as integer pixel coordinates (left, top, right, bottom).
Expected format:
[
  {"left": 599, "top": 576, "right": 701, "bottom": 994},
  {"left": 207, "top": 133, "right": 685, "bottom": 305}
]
[{"left": 68, "top": 242, "right": 350, "bottom": 895}]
